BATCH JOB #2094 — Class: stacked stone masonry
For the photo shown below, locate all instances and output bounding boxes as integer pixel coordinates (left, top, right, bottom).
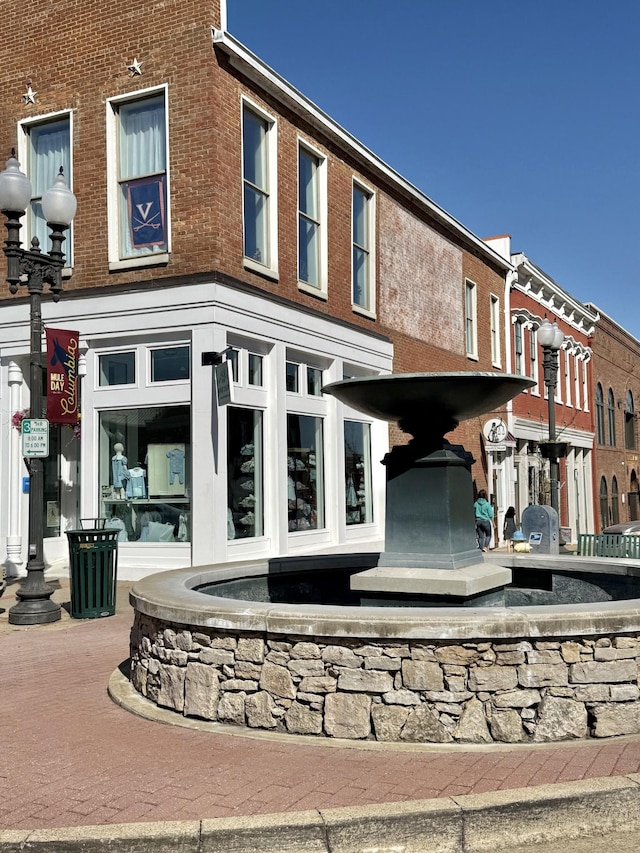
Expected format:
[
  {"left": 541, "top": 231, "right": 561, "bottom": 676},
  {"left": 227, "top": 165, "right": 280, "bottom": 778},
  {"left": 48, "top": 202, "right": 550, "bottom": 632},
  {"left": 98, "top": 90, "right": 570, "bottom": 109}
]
[{"left": 130, "top": 613, "right": 640, "bottom": 743}]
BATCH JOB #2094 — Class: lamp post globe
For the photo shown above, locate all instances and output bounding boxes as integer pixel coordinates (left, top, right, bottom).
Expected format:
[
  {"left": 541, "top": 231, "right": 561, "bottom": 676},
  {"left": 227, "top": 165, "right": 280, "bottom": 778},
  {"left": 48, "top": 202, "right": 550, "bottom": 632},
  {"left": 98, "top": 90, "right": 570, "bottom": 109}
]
[{"left": 0, "top": 152, "right": 32, "bottom": 213}]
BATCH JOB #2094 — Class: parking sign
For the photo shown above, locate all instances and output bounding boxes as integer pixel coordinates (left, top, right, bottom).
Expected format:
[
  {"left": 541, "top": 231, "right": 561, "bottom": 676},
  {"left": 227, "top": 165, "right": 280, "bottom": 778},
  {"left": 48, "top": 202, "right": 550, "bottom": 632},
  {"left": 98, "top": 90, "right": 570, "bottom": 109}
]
[{"left": 21, "top": 418, "right": 49, "bottom": 458}]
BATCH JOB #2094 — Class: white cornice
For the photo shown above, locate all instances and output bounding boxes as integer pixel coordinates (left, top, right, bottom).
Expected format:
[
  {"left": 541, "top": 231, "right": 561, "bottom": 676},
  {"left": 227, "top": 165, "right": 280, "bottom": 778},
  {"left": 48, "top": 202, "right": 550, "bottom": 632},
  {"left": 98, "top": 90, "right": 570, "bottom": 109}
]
[
  {"left": 211, "top": 29, "right": 513, "bottom": 273},
  {"left": 511, "top": 253, "right": 597, "bottom": 336}
]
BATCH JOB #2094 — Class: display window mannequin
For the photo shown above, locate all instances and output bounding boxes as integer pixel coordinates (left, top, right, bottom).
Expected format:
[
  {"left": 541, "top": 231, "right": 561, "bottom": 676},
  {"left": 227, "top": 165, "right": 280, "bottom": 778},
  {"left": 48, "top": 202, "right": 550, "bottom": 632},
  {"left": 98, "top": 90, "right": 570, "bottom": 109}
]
[{"left": 111, "top": 443, "right": 129, "bottom": 499}]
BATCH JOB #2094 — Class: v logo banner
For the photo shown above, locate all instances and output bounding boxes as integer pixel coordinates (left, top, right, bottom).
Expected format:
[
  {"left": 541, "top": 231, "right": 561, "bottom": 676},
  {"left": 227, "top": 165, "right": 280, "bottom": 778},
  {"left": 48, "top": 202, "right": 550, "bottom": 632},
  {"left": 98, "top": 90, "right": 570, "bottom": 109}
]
[{"left": 127, "top": 176, "right": 167, "bottom": 249}]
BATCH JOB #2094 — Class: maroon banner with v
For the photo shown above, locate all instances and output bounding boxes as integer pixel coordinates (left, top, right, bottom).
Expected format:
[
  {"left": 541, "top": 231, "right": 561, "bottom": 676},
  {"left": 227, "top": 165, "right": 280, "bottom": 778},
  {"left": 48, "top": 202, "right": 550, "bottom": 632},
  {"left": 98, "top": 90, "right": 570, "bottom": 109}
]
[{"left": 46, "top": 328, "right": 80, "bottom": 424}]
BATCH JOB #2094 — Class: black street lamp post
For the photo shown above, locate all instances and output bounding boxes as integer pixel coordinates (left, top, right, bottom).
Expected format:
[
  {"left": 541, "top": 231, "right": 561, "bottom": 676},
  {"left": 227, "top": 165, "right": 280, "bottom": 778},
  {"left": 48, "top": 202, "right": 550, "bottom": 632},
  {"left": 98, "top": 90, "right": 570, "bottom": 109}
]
[
  {"left": 0, "top": 152, "right": 76, "bottom": 625},
  {"left": 538, "top": 318, "right": 565, "bottom": 516}
]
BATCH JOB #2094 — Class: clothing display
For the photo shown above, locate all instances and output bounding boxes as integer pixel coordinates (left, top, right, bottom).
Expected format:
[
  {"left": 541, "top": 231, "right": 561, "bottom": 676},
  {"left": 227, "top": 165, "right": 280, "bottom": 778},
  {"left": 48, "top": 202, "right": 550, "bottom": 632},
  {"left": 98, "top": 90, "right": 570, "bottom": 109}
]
[
  {"left": 111, "top": 453, "right": 129, "bottom": 489},
  {"left": 166, "top": 447, "right": 185, "bottom": 485},
  {"left": 125, "top": 467, "right": 147, "bottom": 499}
]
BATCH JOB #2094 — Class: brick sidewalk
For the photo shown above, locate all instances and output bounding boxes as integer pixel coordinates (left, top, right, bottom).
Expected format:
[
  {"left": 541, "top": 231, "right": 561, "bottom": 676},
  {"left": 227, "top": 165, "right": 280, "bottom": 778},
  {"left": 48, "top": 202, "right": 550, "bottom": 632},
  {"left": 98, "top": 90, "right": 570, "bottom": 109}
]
[{"left": 3, "top": 578, "right": 640, "bottom": 831}]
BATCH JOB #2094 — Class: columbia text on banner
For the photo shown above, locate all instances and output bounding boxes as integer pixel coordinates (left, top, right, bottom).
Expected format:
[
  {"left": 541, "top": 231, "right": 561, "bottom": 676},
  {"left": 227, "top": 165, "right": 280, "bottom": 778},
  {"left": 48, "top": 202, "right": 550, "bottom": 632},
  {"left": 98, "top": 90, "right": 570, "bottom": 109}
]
[{"left": 46, "top": 328, "right": 79, "bottom": 424}]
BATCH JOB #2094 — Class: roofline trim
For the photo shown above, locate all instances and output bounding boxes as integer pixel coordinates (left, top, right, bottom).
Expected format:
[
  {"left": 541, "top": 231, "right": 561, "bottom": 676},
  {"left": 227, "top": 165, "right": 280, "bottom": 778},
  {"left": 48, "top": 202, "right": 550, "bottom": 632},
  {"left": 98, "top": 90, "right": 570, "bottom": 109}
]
[{"left": 212, "top": 29, "right": 513, "bottom": 272}]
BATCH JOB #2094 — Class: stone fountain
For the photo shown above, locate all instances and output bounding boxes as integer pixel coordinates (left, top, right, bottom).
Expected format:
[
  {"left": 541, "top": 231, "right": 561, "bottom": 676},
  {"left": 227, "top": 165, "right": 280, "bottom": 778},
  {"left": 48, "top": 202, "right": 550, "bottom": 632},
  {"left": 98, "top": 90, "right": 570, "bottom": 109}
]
[
  {"left": 323, "top": 372, "right": 533, "bottom": 601},
  {"left": 123, "top": 372, "right": 640, "bottom": 745}
]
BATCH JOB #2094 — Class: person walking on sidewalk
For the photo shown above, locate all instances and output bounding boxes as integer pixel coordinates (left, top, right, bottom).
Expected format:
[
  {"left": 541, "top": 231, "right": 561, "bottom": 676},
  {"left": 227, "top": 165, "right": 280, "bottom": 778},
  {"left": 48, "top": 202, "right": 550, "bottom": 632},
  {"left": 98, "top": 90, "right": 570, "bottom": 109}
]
[{"left": 474, "top": 489, "right": 494, "bottom": 552}]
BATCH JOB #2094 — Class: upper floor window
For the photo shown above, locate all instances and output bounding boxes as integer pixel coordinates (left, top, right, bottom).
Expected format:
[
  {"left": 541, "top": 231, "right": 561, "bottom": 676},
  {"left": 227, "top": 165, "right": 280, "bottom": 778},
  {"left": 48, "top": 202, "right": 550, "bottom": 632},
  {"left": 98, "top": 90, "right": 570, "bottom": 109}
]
[
  {"left": 107, "top": 89, "right": 169, "bottom": 265},
  {"left": 607, "top": 387, "right": 616, "bottom": 446},
  {"left": 529, "top": 327, "right": 538, "bottom": 390},
  {"left": 595, "top": 383, "right": 604, "bottom": 444},
  {"left": 242, "top": 102, "right": 277, "bottom": 276},
  {"left": 298, "top": 144, "right": 326, "bottom": 294},
  {"left": 574, "top": 355, "right": 581, "bottom": 409},
  {"left": 22, "top": 114, "right": 72, "bottom": 263},
  {"left": 514, "top": 320, "right": 524, "bottom": 376},
  {"left": 563, "top": 349, "right": 571, "bottom": 405},
  {"left": 464, "top": 279, "right": 478, "bottom": 359},
  {"left": 626, "top": 390, "right": 636, "bottom": 450},
  {"left": 352, "top": 181, "right": 375, "bottom": 313},
  {"left": 490, "top": 294, "right": 501, "bottom": 367}
]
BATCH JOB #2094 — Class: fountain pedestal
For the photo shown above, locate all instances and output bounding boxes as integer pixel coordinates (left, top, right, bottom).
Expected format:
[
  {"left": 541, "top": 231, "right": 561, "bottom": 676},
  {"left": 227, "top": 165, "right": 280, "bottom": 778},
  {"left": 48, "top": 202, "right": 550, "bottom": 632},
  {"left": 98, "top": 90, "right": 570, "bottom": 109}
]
[
  {"left": 323, "top": 372, "right": 534, "bottom": 601},
  {"left": 351, "top": 444, "right": 511, "bottom": 600}
]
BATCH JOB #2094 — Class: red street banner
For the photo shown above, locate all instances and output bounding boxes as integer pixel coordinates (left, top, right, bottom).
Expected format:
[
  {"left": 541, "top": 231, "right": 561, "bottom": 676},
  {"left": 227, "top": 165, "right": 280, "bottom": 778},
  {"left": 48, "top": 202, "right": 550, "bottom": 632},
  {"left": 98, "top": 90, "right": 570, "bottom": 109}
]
[{"left": 46, "top": 328, "right": 79, "bottom": 424}]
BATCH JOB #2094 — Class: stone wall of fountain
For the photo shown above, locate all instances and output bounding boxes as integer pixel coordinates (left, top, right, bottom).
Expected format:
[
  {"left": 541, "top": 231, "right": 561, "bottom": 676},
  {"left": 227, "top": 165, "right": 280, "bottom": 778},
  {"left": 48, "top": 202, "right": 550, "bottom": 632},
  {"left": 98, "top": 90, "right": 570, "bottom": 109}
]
[{"left": 127, "top": 559, "right": 640, "bottom": 744}]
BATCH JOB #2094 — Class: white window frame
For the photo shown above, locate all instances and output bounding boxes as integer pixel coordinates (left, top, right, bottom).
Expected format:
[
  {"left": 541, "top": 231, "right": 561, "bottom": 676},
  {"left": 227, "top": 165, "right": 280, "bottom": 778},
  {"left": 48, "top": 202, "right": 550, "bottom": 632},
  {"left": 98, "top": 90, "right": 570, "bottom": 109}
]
[
  {"left": 563, "top": 348, "right": 571, "bottom": 406},
  {"left": 297, "top": 139, "right": 327, "bottom": 298},
  {"left": 241, "top": 97, "right": 278, "bottom": 280},
  {"left": 106, "top": 84, "right": 171, "bottom": 271},
  {"left": 574, "top": 353, "right": 581, "bottom": 409},
  {"left": 18, "top": 109, "right": 74, "bottom": 269},
  {"left": 351, "top": 179, "right": 376, "bottom": 317},
  {"left": 529, "top": 326, "right": 539, "bottom": 394},
  {"left": 464, "top": 279, "right": 478, "bottom": 360},
  {"left": 490, "top": 293, "right": 501, "bottom": 368},
  {"left": 582, "top": 358, "right": 590, "bottom": 411},
  {"left": 514, "top": 319, "right": 524, "bottom": 377}
]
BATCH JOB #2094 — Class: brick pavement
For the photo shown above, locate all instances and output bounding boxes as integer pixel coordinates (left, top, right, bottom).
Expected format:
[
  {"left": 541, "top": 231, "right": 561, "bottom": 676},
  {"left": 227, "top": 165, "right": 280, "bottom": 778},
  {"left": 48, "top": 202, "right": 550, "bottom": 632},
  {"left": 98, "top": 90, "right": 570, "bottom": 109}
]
[{"left": 3, "top": 577, "right": 640, "bottom": 831}]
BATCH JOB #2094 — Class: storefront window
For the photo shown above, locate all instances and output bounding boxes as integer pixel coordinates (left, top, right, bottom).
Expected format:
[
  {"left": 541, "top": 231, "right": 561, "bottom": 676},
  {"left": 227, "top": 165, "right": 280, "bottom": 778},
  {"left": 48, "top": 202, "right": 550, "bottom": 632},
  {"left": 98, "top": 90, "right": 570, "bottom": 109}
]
[
  {"left": 227, "top": 407, "right": 263, "bottom": 539},
  {"left": 99, "top": 405, "right": 190, "bottom": 543},
  {"left": 344, "top": 421, "right": 372, "bottom": 525},
  {"left": 287, "top": 414, "right": 324, "bottom": 531},
  {"left": 99, "top": 351, "right": 135, "bottom": 386},
  {"left": 150, "top": 346, "right": 190, "bottom": 382},
  {"left": 43, "top": 426, "right": 61, "bottom": 537}
]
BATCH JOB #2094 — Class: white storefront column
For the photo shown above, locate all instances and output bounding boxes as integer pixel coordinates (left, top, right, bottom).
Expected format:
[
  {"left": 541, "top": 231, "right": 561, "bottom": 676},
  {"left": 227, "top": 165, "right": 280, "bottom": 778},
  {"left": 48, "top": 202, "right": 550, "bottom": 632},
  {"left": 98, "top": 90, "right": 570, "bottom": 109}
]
[{"left": 6, "top": 360, "right": 25, "bottom": 577}]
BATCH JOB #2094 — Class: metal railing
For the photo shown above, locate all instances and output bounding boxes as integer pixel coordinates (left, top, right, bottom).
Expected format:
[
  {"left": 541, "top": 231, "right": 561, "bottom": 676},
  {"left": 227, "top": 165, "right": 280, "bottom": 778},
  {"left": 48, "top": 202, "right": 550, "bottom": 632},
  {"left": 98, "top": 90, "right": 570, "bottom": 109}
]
[{"left": 577, "top": 533, "right": 640, "bottom": 559}]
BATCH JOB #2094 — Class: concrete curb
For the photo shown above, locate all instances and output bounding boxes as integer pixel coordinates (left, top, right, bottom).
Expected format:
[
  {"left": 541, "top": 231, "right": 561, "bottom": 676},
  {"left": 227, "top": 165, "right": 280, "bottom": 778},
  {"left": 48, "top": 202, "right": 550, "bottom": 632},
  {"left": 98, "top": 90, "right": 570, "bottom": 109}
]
[{"left": 2, "top": 774, "right": 640, "bottom": 852}]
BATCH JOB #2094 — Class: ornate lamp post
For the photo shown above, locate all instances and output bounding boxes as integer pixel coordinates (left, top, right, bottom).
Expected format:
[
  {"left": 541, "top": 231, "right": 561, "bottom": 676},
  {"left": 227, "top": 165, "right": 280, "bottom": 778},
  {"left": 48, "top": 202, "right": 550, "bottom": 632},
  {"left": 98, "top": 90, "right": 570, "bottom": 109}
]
[
  {"left": 0, "top": 151, "right": 76, "bottom": 625},
  {"left": 537, "top": 318, "right": 565, "bottom": 516}
]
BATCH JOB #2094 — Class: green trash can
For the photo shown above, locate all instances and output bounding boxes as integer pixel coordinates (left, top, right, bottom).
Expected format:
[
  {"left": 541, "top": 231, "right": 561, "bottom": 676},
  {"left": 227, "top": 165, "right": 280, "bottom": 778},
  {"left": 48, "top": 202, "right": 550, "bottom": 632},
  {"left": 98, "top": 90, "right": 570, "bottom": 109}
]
[{"left": 66, "top": 523, "right": 119, "bottom": 618}]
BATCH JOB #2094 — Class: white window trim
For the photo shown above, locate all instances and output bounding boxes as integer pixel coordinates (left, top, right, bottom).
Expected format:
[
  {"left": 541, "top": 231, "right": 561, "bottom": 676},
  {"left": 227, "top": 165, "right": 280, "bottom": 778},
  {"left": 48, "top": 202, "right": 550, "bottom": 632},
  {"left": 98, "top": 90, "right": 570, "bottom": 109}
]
[
  {"left": 241, "top": 96, "right": 278, "bottom": 280},
  {"left": 18, "top": 109, "right": 75, "bottom": 267},
  {"left": 351, "top": 178, "right": 376, "bottom": 318},
  {"left": 582, "top": 358, "right": 590, "bottom": 412},
  {"left": 563, "top": 348, "right": 572, "bottom": 406},
  {"left": 464, "top": 278, "right": 478, "bottom": 360},
  {"left": 106, "top": 84, "right": 171, "bottom": 270},
  {"left": 529, "top": 326, "right": 540, "bottom": 396},
  {"left": 513, "top": 318, "right": 524, "bottom": 379},
  {"left": 574, "top": 353, "right": 581, "bottom": 410},
  {"left": 490, "top": 293, "right": 501, "bottom": 368},
  {"left": 297, "top": 138, "right": 328, "bottom": 299},
  {"left": 148, "top": 343, "right": 191, "bottom": 386}
]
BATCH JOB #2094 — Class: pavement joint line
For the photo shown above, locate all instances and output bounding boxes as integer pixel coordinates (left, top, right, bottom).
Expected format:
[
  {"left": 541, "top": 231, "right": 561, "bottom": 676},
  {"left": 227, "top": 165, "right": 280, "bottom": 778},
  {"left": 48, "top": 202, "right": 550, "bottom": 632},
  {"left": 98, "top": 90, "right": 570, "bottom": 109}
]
[
  {"left": 2, "top": 777, "right": 640, "bottom": 852},
  {"left": 108, "top": 664, "right": 640, "bottom": 754}
]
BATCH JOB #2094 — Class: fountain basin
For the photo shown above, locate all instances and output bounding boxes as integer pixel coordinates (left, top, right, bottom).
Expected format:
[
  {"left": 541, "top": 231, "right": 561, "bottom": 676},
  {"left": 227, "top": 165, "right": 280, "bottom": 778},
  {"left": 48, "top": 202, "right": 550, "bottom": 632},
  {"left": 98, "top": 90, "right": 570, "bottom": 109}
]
[{"left": 129, "top": 555, "right": 640, "bottom": 744}]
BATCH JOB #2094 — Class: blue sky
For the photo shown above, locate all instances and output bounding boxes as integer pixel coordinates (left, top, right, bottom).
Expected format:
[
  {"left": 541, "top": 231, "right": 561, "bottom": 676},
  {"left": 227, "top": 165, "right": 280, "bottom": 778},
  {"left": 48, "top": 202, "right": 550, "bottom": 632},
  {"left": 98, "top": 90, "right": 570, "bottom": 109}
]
[{"left": 227, "top": 1, "right": 638, "bottom": 336}]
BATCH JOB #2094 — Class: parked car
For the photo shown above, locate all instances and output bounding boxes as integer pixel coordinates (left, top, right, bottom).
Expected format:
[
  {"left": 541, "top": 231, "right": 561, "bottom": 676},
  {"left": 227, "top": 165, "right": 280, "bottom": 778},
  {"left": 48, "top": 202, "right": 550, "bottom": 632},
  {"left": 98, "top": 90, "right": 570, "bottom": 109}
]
[{"left": 602, "top": 522, "right": 640, "bottom": 535}]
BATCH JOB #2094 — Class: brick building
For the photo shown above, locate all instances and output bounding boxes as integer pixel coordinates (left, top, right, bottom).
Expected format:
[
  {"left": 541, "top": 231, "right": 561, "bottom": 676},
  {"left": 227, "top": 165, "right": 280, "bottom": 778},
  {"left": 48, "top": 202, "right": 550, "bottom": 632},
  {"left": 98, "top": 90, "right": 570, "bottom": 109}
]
[
  {"left": 484, "top": 237, "right": 597, "bottom": 541},
  {"left": 0, "top": 0, "right": 511, "bottom": 578},
  {"left": 584, "top": 305, "right": 640, "bottom": 530}
]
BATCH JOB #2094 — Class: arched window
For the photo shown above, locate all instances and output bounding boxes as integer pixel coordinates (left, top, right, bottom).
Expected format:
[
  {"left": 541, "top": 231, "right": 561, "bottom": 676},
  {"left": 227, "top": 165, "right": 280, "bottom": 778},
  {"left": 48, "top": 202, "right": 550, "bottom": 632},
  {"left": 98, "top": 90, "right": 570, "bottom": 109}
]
[
  {"left": 607, "top": 388, "right": 616, "bottom": 446},
  {"left": 625, "top": 391, "right": 636, "bottom": 450},
  {"left": 599, "top": 476, "right": 609, "bottom": 530},
  {"left": 595, "top": 383, "right": 604, "bottom": 445},
  {"left": 630, "top": 470, "right": 640, "bottom": 521},
  {"left": 611, "top": 476, "right": 620, "bottom": 525}
]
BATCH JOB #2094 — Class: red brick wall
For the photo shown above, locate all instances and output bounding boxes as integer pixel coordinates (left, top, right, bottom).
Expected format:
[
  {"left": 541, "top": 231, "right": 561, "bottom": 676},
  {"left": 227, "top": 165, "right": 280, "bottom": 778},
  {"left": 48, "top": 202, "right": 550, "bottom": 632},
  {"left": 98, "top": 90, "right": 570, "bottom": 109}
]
[
  {"left": 590, "top": 314, "right": 640, "bottom": 530},
  {"left": 0, "top": 0, "right": 508, "bottom": 494}
]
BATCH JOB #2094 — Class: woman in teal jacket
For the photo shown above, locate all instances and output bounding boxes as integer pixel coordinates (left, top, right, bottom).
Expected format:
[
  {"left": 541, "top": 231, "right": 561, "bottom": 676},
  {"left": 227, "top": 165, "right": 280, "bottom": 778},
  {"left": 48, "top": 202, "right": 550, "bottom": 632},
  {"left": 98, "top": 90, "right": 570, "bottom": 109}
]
[{"left": 474, "top": 489, "right": 494, "bottom": 551}]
